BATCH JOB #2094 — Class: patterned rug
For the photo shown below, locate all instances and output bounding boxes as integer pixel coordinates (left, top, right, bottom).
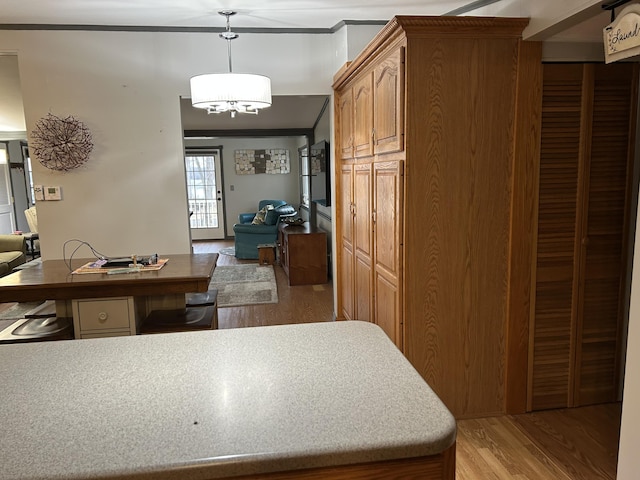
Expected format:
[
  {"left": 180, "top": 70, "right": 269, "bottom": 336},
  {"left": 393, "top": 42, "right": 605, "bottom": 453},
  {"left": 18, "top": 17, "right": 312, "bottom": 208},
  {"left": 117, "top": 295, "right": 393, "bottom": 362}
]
[
  {"left": 218, "top": 246, "right": 235, "bottom": 256},
  {"left": 209, "top": 264, "right": 277, "bottom": 308}
]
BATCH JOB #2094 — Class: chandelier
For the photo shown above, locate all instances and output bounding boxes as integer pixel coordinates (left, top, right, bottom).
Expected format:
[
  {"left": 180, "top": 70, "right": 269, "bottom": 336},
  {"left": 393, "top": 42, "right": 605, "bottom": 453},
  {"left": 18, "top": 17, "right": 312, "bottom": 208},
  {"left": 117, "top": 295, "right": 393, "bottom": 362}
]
[{"left": 190, "top": 11, "right": 272, "bottom": 118}]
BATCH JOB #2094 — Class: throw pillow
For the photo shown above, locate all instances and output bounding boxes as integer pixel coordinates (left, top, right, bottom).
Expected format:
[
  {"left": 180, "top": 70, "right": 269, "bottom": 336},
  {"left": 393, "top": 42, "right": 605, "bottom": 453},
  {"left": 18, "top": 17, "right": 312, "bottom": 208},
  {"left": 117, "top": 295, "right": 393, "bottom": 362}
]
[
  {"left": 251, "top": 204, "right": 274, "bottom": 225},
  {"left": 264, "top": 208, "right": 280, "bottom": 226}
]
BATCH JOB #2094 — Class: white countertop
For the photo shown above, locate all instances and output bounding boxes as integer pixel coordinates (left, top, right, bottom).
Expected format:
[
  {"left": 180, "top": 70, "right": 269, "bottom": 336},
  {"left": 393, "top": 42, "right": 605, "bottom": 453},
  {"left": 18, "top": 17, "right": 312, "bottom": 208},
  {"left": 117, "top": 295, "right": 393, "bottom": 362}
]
[{"left": 0, "top": 321, "right": 456, "bottom": 480}]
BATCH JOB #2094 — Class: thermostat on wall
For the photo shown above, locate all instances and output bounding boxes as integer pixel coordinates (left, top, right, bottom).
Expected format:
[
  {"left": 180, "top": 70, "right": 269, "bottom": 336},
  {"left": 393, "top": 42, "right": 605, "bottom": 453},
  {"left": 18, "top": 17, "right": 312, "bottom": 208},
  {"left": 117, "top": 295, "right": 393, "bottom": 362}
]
[{"left": 43, "top": 186, "right": 62, "bottom": 201}]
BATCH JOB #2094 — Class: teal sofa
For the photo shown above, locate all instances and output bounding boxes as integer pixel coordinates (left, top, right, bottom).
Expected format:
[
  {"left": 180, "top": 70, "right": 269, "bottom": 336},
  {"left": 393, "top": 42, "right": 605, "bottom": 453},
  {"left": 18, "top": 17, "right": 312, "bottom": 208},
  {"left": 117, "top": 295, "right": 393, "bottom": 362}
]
[{"left": 233, "top": 200, "right": 296, "bottom": 259}]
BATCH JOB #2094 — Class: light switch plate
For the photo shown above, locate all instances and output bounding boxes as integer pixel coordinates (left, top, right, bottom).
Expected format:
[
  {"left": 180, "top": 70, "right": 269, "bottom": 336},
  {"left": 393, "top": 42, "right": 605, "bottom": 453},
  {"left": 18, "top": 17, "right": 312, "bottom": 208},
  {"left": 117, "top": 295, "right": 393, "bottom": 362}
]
[{"left": 33, "top": 185, "right": 44, "bottom": 201}]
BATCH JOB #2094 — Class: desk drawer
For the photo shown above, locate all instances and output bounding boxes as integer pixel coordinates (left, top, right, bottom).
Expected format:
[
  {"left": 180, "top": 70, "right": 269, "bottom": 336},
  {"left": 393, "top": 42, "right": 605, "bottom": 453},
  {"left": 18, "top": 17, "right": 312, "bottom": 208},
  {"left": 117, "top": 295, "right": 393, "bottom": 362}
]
[
  {"left": 73, "top": 297, "right": 135, "bottom": 332},
  {"left": 80, "top": 331, "right": 131, "bottom": 339}
]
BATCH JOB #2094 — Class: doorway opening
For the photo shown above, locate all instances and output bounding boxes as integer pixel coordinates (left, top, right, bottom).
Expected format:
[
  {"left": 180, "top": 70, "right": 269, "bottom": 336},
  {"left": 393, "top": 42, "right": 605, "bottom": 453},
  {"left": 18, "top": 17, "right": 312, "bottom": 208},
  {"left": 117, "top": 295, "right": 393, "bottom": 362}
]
[{"left": 185, "top": 148, "right": 225, "bottom": 240}]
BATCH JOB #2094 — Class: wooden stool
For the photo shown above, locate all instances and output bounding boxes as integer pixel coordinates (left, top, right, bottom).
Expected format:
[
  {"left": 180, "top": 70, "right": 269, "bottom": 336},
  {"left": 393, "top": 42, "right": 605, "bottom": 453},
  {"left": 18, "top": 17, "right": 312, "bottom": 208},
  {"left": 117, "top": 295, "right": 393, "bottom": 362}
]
[
  {"left": 257, "top": 243, "right": 276, "bottom": 265},
  {"left": 141, "top": 305, "right": 217, "bottom": 334},
  {"left": 141, "top": 290, "right": 218, "bottom": 333},
  {"left": 24, "top": 300, "right": 57, "bottom": 319},
  {"left": 185, "top": 289, "right": 218, "bottom": 308}
]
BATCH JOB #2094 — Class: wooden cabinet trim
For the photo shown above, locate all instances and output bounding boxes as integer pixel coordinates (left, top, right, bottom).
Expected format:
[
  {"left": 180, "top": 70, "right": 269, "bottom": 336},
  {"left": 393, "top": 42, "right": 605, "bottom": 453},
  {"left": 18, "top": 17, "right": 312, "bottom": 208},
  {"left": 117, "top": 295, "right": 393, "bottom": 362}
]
[{"left": 333, "top": 16, "right": 528, "bottom": 89}]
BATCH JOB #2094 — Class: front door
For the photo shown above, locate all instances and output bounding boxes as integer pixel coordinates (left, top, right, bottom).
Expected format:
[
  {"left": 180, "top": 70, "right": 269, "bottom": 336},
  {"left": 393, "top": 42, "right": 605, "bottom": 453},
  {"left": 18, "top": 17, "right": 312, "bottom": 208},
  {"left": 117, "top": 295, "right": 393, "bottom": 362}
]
[{"left": 185, "top": 149, "right": 225, "bottom": 240}]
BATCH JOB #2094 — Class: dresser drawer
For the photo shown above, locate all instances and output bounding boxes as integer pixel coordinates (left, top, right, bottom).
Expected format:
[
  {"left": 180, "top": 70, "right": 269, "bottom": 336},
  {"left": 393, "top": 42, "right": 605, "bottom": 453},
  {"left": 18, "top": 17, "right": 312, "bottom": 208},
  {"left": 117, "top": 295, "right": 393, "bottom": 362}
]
[{"left": 72, "top": 297, "right": 136, "bottom": 333}]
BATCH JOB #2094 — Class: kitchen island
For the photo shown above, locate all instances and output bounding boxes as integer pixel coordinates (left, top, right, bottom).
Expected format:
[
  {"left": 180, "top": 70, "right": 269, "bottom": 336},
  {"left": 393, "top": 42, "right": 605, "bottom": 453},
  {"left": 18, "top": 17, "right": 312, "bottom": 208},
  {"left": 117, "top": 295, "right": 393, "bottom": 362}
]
[{"left": 0, "top": 321, "right": 456, "bottom": 479}]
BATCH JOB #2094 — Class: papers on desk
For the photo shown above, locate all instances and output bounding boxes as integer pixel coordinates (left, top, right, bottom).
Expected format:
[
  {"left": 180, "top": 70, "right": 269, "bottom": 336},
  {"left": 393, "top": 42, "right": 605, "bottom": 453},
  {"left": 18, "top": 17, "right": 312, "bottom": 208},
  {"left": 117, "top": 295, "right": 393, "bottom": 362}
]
[{"left": 72, "top": 258, "right": 169, "bottom": 275}]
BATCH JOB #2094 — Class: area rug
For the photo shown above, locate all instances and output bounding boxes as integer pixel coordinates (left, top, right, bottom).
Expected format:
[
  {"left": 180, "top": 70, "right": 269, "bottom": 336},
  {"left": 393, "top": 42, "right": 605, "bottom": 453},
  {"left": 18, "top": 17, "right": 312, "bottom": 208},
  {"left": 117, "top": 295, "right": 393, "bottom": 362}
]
[
  {"left": 209, "top": 264, "right": 277, "bottom": 308},
  {"left": 0, "top": 301, "right": 45, "bottom": 320},
  {"left": 218, "top": 246, "right": 236, "bottom": 256}
]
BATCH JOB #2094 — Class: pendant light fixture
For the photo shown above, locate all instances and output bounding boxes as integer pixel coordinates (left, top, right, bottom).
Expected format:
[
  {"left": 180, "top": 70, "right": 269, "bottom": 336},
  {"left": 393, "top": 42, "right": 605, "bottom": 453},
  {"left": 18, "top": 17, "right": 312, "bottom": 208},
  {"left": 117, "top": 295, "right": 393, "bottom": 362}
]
[{"left": 190, "top": 11, "right": 272, "bottom": 118}]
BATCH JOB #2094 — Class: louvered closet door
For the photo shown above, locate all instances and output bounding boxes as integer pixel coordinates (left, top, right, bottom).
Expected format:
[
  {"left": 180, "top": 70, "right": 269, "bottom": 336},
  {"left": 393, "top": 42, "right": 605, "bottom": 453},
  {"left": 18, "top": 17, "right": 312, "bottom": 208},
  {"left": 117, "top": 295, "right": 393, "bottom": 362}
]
[
  {"left": 530, "top": 63, "right": 637, "bottom": 411},
  {"left": 574, "top": 63, "right": 637, "bottom": 406},
  {"left": 530, "top": 64, "right": 583, "bottom": 411}
]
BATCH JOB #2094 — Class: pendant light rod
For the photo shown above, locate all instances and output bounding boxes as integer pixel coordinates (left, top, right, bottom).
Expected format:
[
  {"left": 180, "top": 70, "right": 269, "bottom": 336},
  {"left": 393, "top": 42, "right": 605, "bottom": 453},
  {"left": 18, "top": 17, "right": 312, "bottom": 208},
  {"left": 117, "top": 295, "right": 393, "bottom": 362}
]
[{"left": 219, "top": 10, "right": 238, "bottom": 73}]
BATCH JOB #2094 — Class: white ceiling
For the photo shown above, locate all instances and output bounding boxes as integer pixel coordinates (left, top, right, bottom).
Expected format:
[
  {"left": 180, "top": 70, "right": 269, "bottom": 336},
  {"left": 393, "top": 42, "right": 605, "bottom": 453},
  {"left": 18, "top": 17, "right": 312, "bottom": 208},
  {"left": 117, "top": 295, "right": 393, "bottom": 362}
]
[
  {"left": 0, "top": 1, "right": 502, "bottom": 29},
  {"left": 0, "top": 1, "right": 618, "bottom": 44}
]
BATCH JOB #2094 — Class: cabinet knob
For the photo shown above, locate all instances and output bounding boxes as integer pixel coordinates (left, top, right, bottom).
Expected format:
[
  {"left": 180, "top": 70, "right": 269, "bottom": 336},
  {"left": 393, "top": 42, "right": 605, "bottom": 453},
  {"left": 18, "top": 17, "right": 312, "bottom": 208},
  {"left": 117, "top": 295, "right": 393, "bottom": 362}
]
[{"left": 98, "top": 312, "right": 108, "bottom": 322}]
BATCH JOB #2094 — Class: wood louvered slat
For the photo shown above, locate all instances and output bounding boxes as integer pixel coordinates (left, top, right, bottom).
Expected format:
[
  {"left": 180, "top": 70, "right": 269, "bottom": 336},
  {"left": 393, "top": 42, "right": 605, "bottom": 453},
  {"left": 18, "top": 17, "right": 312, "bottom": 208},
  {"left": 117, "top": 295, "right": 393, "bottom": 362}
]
[
  {"left": 574, "top": 63, "right": 638, "bottom": 406},
  {"left": 530, "top": 62, "right": 637, "bottom": 411},
  {"left": 530, "top": 64, "right": 583, "bottom": 411}
]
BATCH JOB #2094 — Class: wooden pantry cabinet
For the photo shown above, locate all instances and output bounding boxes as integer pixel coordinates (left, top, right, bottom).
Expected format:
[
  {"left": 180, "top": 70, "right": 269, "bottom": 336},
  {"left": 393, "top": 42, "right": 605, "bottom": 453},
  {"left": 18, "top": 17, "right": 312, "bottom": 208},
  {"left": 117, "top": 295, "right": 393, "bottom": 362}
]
[{"left": 333, "top": 16, "right": 542, "bottom": 417}]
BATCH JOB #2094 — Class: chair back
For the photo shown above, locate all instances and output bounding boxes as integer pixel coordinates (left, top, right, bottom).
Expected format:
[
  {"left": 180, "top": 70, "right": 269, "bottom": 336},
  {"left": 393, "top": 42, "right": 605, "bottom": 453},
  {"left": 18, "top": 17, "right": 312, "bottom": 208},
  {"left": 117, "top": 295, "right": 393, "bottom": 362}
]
[{"left": 24, "top": 206, "right": 38, "bottom": 233}]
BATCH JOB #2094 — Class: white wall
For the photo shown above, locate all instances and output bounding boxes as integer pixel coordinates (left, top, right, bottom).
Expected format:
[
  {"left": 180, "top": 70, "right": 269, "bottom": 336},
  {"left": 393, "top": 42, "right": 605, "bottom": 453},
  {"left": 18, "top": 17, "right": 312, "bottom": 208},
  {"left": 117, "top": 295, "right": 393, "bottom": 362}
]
[
  {"left": 468, "top": 0, "right": 604, "bottom": 41},
  {"left": 542, "top": 41, "right": 605, "bottom": 62},
  {"left": 619, "top": 221, "right": 640, "bottom": 478},
  {"left": 0, "top": 54, "right": 26, "bottom": 138},
  {"left": 0, "top": 29, "right": 336, "bottom": 259},
  {"left": 617, "top": 75, "right": 640, "bottom": 480}
]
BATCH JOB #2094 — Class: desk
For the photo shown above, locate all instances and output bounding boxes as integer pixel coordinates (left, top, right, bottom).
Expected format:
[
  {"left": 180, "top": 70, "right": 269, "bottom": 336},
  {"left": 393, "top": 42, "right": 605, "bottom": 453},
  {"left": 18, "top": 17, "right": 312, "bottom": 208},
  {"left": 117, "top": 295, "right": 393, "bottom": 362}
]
[
  {"left": 0, "top": 321, "right": 456, "bottom": 480},
  {"left": 0, "top": 253, "right": 218, "bottom": 338}
]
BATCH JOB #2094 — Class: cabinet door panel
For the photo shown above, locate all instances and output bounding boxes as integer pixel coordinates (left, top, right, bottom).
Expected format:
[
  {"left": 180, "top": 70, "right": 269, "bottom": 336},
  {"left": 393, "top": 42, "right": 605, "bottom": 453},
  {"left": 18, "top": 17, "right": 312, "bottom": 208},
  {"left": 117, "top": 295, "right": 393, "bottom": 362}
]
[
  {"left": 373, "top": 161, "right": 403, "bottom": 348},
  {"left": 354, "top": 164, "right": 372, "bottom": 322},
  {"left": 340, "top": 244, "right": 355, "bottom": 320},
  {"left": 354, "top": 164, "right": 372, "bottom": 260},
  {"left": 353, "top": 73, "right": 374, "bottom": 158},
  {"left": 374, "top": 161, "right": 403, "bottom": 281},
  {"left": 355, "top": 255, "right": 372, "bottom": 322},
  {"left": 340, "top": 165, "right": 354, "bottom": 247},
  {"left": 338, "top": 165, "right": 355, "bottom": 320},
  {"left": 337, "top": 90, "right": 354, "bottom": 160},
  {"left": 374, "top": 47, "right": 404, "bottom": 155},
  {"left": 375, "top": 271, "right": 401, "bottom": 349}
]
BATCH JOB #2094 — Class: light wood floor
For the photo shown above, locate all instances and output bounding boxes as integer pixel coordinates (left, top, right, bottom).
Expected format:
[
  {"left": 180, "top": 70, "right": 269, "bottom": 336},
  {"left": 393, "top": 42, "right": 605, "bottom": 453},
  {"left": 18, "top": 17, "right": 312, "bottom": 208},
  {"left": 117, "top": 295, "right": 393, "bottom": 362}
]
[
  {"left": 0, "top": 240, "right": 621, "bottom": 479},
  {"left": 192, "top": 239, "right": 334, "bottom": 328},
  {"left": 195, "top": 240, "right": 622, "bottom": 480},
  {"left": 457, "top": 404, "right": 621, "bottom": 479}
]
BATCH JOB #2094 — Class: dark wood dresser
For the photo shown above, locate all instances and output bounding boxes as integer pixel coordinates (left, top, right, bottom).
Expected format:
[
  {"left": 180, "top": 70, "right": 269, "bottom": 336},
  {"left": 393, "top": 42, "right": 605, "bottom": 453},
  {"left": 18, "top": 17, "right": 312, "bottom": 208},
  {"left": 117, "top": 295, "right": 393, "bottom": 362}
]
[{"left": 278, "top": 222, "right": 328, "bottom": 286}]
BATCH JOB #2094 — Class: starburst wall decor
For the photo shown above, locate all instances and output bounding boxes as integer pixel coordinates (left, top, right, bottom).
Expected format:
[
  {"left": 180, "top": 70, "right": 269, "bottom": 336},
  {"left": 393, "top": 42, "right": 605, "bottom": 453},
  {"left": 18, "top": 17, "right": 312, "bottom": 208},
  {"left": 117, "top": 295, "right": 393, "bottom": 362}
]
[{"left": 30, "top": 113, "right": 93, "bottom": 172}]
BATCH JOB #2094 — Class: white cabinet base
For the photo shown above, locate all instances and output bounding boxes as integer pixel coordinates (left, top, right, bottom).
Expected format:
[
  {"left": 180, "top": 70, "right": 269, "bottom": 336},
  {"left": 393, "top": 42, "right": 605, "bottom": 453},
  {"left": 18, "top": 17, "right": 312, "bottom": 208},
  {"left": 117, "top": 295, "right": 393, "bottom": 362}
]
[{"left": 72, "top": 297, "right": 138, "bottom": 339}]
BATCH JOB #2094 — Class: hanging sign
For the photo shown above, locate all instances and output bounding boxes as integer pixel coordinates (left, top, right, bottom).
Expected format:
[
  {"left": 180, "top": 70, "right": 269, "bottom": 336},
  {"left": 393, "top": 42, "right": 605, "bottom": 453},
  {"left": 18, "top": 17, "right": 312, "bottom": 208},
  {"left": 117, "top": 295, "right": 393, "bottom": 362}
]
[{"left": 604, "top": 4, "right": 640, "bottom": 63}]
